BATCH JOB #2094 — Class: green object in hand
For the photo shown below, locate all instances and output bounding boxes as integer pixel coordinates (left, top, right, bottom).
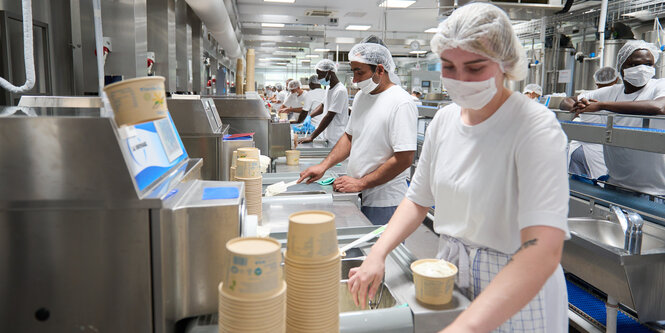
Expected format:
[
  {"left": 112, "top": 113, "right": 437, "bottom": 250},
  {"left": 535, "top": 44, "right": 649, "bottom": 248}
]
[{"left": 316, "top": 177, "right": 335, "bottom": 185}]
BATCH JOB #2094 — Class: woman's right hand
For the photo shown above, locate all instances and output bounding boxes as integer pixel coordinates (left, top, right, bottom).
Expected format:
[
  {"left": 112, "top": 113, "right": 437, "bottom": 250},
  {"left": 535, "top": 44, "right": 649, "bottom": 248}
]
[{"left": 347, "top": 254, "right": 386, "bottom": 309}]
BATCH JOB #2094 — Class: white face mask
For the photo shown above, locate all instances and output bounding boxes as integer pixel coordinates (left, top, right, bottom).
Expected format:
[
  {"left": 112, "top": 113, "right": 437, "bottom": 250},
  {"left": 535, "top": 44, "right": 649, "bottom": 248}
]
[
  {"left": 441, "top": 77, "right": 498, "bottom": 110},
  {"left": 356, "top": 72, "right": 379, "bottom": 94},
  {"left": 623, "top": 64, "right": 655, "bottom": 87}
]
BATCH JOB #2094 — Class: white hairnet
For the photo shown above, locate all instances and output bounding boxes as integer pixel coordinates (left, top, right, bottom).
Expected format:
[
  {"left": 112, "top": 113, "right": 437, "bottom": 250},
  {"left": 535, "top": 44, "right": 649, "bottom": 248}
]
[
  {"left": 348, "top": 42, "right": 401, "bottom": 85},
  {"left": 275, "top": 83, "right": 283, "bottom": 90},
  {"left": 430, "top": 3, "right": 527, "bottom": 81},
  {"left": 593, "top": 66, "right": 619, "bottom": 85},
  {"left": 412, "top": 87, "right": 423, "bottom": 94},
  {"left": 616, "top": 40, "right": 661, "bottom": 73},
  {"left": 288, "top": 80, "right": 301, "bottom": 90},
  {"left": 308, "top": 74, "right": 319, "bottom": 84},
  {"left": 523, "top": 83, "right": 542, "bottom": 96},
  {"left": 315, "top": 59, "right": 337, "bottom": 73}
]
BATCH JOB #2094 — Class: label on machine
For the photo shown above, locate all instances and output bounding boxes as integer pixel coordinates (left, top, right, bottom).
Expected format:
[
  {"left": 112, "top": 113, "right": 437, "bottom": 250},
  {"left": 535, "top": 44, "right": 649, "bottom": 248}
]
[{"left": 119, "top": 113, "right": 188, "bottom": 191}]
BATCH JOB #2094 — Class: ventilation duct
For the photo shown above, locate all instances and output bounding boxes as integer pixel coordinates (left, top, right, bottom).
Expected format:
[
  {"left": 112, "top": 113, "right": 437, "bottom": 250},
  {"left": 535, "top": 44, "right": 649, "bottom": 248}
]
[{"left": 186, "top": 0, "right": 242, "bottom": 59}]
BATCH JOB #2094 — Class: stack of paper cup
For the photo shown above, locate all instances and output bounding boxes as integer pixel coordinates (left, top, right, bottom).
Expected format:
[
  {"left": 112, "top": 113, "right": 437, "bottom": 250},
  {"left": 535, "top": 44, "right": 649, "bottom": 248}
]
[
  {"left": 236, "top": 158, "right": 261, "bottom": 178},
  {"left": 237, "top": 147, "right": 260, "bottom": 160},
  {"left": 235, "top": 156, "right": 262, "bottom": 221},
  {"left": 285, "top": 150, "right": 300, "bottom": 166},
  {"left": 219, "top": 237, "right": 286, "bottom": 333},
  {"left": 230, "top": 151, "right": 238, "bottom": 181},
  {"left": 279, "top": 112, "right": 288, "bottom": 120},
  {"left": 284, "top": 211, "right": 340, "bottom": 333}
]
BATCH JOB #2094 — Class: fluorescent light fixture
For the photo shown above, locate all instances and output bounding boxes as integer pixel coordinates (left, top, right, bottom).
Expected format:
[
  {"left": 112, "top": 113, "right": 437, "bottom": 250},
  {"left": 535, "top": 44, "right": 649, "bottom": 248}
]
[
  {"left": 335, "top": 37, "right": 356, "bottom": 44},
  {"left": 314, "top": 48, "right": 330, "bottom": 52},
  {"left": 379, "top": 0, "right": 416, "bottom": 8},
  {"left": 264, "top": 0, "right": 295, "bottom": 3},
  {"left": 262, "top": 23, "right": 285, "bottom": 28},
  {"left": 305, "top": 54, "right": 320, "bottom": 58},
  {"left": 261, "top": 42, "right": 276, "bottom": 45},
  {"left": 409, "top": 50, "right": 427, "bottom": 54},
  {"left": 424, "top": 27, "right": 438, "bottom": 33},
  {"left": 345, "top": 24, "right": 371, "bottom": 31},
  {"left": 301, "top": 59, "right": 311, "bottom": 63}
]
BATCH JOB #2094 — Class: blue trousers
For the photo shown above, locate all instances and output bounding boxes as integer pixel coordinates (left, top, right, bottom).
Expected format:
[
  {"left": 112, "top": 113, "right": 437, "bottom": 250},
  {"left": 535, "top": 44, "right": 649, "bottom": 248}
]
[{"left": 361, "top": 206, "right": 397, "bottom": 225}]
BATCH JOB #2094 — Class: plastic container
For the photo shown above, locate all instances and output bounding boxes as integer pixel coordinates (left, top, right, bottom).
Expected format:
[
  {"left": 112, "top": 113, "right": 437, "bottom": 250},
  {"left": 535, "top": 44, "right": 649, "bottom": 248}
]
[
  {"left": 103, "top": 76, "right": 168, "bottom": 126},
  {"left": 410, "top": 259, "right": 458, "bottom": 305},
  {"left": 285, "top": 150, "right": 301, "bottom": 166},
  {"left": 222, "top": 237, "right": 283, "bottom": 299}
]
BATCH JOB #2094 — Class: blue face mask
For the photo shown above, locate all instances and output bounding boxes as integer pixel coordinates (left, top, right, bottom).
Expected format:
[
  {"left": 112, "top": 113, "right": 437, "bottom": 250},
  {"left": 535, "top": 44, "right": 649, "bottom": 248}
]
[{"left": 319, "top": 72, "right": 330, "bottom": 86}]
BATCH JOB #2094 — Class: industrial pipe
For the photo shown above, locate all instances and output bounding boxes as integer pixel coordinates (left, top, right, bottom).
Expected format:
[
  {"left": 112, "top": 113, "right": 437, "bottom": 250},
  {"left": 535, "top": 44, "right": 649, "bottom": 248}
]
[
  {"left": 598, "top": 0, "right": 609, "bottom": 67},
  {"left": 606, "top": 295, "right": 618, "bottom": 333},
  {"left": 0, "top": 0, "right": 35, "bottom": 93},
  {"left": 185, "top": 0, "right": 242, "bottom": 59}
]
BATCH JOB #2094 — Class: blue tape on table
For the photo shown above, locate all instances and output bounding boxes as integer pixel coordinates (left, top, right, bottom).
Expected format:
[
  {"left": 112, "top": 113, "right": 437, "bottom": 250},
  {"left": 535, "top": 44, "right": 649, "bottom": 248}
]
[{"left": 202, "top": 187, "right": 239, "bottom": 200}]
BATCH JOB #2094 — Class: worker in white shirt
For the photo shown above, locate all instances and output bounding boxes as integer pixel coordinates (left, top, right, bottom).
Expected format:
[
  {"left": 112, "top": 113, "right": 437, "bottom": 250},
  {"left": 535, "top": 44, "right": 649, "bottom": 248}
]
[
  {"left": 562, "top": 66, "right": 619, "bottom": 179},
  {"left": 298, "top": 36, "right": 418, "bottom": 226},
  {"left": 296, "top": 74, "right": 326, "bottom": 125},
  {"left": 298, "top": 59, "right": 349, "bottom": 145},
  {"left": 280, "top": 80, "right": 307, "bottom": 121},
  {"left": 271, "top": 83, "right": 286, "bottom": 112},
  {"left": 410, "top": 88, "right": 423, "bottom": 105},
  {"left": 566, "top": 40, "right": 665, "bottom": 201},
  {"left": 523, "top": 83, "right": 542, "bottom": 100},
  {"left": 348, "top": 4, "right": 569, "bottom": 332}
]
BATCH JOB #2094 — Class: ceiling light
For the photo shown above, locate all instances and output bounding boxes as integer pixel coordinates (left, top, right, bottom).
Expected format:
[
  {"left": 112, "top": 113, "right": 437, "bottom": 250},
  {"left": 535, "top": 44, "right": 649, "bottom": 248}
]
[
  {"left": 335, "top": 37, "right": 356, "bottom": 44},
  {"left": 314, "top": 48, "right": 330, "bottom": 52},
  {"left": 424, "top": 28, "right": 438, "bottom": 33},
  {"left": 379, "top": 0, "right": 416, "bottom": 8},
  {"left": 261, "top": 42, "right": 276, "bottom": 45},
  {"left": 262, "top": 23, "right": 285, "bottom": 28},
  {"left": 345, "top": 24, "right": 371, "bottom": 31},
  {"left": 301, "top": 59, "right": 311, "bottom": 63},
  {"left": 305, "top": 54, "right": 320, "bottom": 58},
  {"left": 409, "top": 50, "right": 427, "bottom": 54},
  {"left": 264, "top": 0, "right": 295, "bottom": 3}
]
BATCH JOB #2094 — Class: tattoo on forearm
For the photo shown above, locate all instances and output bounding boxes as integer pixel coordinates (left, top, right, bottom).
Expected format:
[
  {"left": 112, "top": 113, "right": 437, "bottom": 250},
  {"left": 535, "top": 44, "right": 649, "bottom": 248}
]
[{"left": 507, "top": 238, "right": 538, "bottom": 263}]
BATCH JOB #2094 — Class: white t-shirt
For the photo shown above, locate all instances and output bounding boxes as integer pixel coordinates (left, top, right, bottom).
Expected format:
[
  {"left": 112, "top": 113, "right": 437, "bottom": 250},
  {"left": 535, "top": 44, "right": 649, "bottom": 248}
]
[
  {"left": 411, "top": 95, "right": 423, "bottom": 106},
  {"left": 322, "top": 82, "right": 349, "bottom": 145},
  {"left": 568, "top": 91, "right": 608, "bottom": 179},
  {"left": 273, "top": 90, "right": 287, "bottom": 111},
  {"left": 284, "top": 90, "right": 307, "bottom": 121},
  {"left": 346, "top": 85, "right": 418, "bottom": 207},
  {"left": 406, "top": 93, "right": 570, "bottom": 254},
  {"left": 303, "top": 87, "right": 326, "bottom": 128},
  {"left": 581, "top": 79, "right": 665, "bottom": 195}
]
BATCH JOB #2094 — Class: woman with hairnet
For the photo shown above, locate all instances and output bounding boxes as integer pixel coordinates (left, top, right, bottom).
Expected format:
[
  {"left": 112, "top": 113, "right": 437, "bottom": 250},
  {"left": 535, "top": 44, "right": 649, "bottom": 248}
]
[
  {"left": 568, "top": 40, "right": 665, "bottom": 202},
  {"left": 523, "top": 83, "right": 542, "bottom": 100},
  {"left": 299, "top": 36, "right": 418, "bottom": 226},
  {"left": 298, "top": 59, "right": 349, "bottom": 145},
  {"left": 347, "top": 3, "right": 569, "bottom": 332}
]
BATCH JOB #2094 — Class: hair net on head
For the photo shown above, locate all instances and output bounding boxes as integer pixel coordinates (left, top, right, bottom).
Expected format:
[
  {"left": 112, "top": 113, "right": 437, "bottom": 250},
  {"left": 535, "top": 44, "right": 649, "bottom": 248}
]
[
  {"left": 430, "top": 3, "right": 527, "bottom": 81},
  {"left": 308, "top": 74, "right": 319, "bottom": 84},
  {"left": 616, "top": 40, "right": 661, "bottom": 73},
  {"left": 288, "top": 80, "right": 301, "bottom": 90},
  {"left": 315, "top": 59, "right": 337, "bottom": 73},
  {"left": 412, "top": 87, "right": 422, "bottom": 94},
  {"left": 348, "top": 39, "right": 401, "bottom": 85},
  {"left": 275, "top": 83, "right": 283, "bottom": 90},
  {"left": 593, "top": 66, "right": 619, "bottom": 85},
  {"left": 523, "top": 83, "right": 542, "bottom": 96}
]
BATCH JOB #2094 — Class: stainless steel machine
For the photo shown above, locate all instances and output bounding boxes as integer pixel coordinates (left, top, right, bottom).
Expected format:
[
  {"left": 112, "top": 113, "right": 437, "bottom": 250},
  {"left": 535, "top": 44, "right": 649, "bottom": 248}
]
[
  {"left": 168, "top": 97, "right": 229, "bottom": 180},
  {"left": 0, "top": 105, "right": 245, "bottom": 332},
  {"left": 207, "top": 95, "right": 271, "bottom": 155},
  {"left": 208, "top": 95, "right": 292, "bottom": 159}
]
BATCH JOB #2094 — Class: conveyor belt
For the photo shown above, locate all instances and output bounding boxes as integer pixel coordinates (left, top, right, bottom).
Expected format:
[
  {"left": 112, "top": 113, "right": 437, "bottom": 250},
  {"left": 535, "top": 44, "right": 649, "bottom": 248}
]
[
  {"left": 569, "top": 178, "right": 665, "bottom": 227},
  {"left": 566, "top": 279, "right": 652, "bottom": 333}
]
